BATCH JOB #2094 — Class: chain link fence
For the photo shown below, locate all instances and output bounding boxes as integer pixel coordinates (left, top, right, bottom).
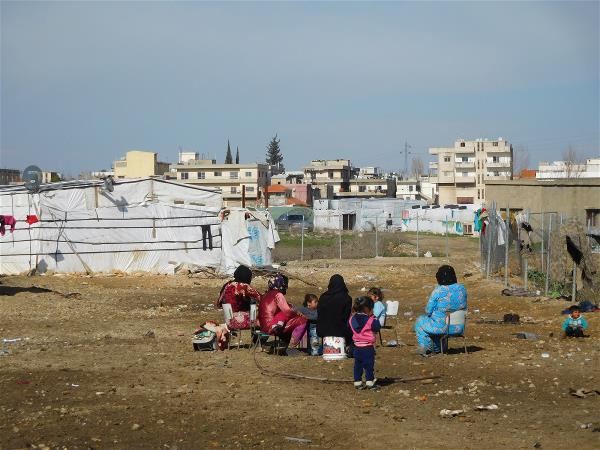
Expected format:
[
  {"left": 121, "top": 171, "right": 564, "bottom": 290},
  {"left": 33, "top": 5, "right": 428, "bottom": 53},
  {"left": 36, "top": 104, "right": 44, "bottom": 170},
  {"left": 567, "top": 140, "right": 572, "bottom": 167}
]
[{"left": 479, "top": 203, "right": 599, "bottom": 302}]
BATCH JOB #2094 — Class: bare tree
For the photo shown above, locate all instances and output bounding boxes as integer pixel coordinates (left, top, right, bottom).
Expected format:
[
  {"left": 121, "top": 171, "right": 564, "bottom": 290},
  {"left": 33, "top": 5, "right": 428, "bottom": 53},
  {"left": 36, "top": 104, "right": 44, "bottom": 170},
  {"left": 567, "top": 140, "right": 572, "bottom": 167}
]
[
  {"left": 410, "top": 157, "right": 424, "bottom": 179},
  {"left": 562, "top": 146, "right": 585, "bottom": 178}
]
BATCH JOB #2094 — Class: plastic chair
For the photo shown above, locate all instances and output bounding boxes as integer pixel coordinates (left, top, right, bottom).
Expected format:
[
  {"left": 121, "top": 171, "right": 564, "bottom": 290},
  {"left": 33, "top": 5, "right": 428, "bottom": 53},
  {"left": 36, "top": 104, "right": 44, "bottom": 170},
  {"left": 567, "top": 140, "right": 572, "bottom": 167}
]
[
  {"left": 378, "top": 300, "right": 399, "bottom": 345},
  {"left": 440, "top": 309, "right": 468, "bottom": 355},
  {"left": 222, "top": 303, "right": 254, "bottom": 350}
]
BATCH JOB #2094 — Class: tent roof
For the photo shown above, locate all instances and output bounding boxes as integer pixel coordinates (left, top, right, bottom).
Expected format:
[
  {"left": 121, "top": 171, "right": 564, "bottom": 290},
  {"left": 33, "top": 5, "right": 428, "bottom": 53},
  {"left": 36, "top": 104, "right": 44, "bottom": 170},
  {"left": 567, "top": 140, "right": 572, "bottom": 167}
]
[{"left": 0, "top": 177, "right": 221, "bottom": 196}]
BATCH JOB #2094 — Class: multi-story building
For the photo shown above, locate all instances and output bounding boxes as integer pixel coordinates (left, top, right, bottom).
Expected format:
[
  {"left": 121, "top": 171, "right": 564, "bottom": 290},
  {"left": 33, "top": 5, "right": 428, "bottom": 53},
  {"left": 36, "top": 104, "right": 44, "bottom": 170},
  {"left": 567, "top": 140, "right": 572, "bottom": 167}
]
[
  {"left": 303, "top": 159, "right": 353, "bottom": 199},
  {"left": 537, "top": 158, "right": 600, "bottom": 179},
  {"left": 0, "top": 168, "right": 21, "bottom": 185},
  {"left": 169, "top": 159, "right": 269, "bottom": 207},
  {"left": 113, "top": 150, "right": 171, "bottom": 179},
  {"left": 429, "top": 138, "right": 513, "bottom": 205}
]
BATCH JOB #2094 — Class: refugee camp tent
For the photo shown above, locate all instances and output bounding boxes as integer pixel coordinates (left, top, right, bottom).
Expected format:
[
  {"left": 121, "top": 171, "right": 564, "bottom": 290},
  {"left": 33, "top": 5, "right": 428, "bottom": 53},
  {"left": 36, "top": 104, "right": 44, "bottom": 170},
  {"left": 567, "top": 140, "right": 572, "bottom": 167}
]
[
  {"left": 219, "top": 208, "right": 280, "bottom": 274},
  {"left": 0, "top": 178, "right": 223, "bottom": 275}
]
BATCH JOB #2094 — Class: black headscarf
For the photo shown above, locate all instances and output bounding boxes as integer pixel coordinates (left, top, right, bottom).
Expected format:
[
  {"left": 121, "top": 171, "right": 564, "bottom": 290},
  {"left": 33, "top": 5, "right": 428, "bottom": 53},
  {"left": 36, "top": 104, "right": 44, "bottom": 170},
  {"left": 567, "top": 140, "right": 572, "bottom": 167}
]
[
  {"left": 317, "top": 274, "right": 352, "bottom": 339},
  {"left": 325, "top": 274, "right": 348, "bottom": 295},
  {"left": 436, "top": 265, "right": 457, "bottom": 286},
  {"left": 234, "top": 265, "right": 253, "bottom": 284}
]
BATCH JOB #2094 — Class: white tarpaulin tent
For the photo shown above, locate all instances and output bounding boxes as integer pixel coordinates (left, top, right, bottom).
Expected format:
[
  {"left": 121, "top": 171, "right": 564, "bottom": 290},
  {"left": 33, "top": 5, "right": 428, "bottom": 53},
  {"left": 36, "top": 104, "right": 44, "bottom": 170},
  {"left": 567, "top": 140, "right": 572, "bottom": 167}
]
[
  {"left": 219, "top": 208, "right": 280, "bottom": 274},
  {"left": 0, "top": 178, "right": 228, "bottom": 275}
]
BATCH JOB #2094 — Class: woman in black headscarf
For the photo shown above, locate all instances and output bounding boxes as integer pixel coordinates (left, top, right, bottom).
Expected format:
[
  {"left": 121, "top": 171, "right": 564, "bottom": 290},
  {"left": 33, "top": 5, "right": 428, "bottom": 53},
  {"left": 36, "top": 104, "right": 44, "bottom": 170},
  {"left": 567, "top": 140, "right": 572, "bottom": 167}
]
[{"left": 317, "top": 274, "right": 353, "bottom": 340}]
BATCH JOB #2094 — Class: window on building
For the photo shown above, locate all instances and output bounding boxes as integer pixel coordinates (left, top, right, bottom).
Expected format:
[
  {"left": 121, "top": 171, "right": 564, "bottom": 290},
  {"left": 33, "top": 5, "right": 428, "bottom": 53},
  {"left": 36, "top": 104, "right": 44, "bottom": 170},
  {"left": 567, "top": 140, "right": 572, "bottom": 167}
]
[
  {"left": 230, "top": 187, "right": 237, "bottom": 194},
  {"left": 492, "top": 156, "right": 499, "bottom": 163},
  {"left": 245, "top": 171, "right": 252, "bottom": 177},
  {"left": 482, "top": 189, "right": 485, "bottom": 199},
  {"left": 214, "top": 171, "right": 222, "bottom": 177},
  {"left": 461, "top": 156, "right": 468, "bottom": 162},
  {"left": 181, "top": 172, "right": 189, "bottom": 180},
  {"left": 198, "top": 172, "right": 205, "bottom": 179},
  {"left": 409, "top": 185, "right": 413, "bottom": 192},
  {"left": 444, "top": 156, "right": 451, "bottom": 162},
  {"left": 493, "top": 141, "right": 499, "bottom": 147},
  {"left": 586, "top": 209, "right": 600, "bottom": 227},
  {"left": 493, "top": 171, "right": 499, "bottom": 176},
  {"left": 246, "top": 186, "right": 255, "bottom": 192},
  {"left": 460, "top": 142, "right": 465, "bottom": 147},
  {"left": 359, "top": 185, "right": 366, "bottom": 192},
  {"left": 328, "top": 170, "right": 334, "bottom": 179},
  {"left": 477, "top": 190, "right": 480, "bottom": 200},
  {"left": 229, "top": 172, "right": 238, "bottom": 179}
]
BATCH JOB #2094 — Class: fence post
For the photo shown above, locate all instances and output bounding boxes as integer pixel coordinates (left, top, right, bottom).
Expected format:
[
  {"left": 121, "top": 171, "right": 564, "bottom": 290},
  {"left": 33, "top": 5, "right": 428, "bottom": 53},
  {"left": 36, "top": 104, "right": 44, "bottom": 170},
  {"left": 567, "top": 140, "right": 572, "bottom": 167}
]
[
  {"left": 338, "top": 211, "right": 342, "bottom": 260},
  {"left": 445, "top": 214, "right": 449, "bottom": 259},
  {"left": 375, "top": 215, "right": 379, "bottom": 258},
  {"left": 540, "top": 211, "right": 545, "bottom": 273},
  {"left": 301, "top": 214, "right": 304, "bottom": 261},
  {"left": 485, "top": 202, "right": 493, "bottom": 279},
  {"left": 571, "top": 259, "right": 577, "bottom": 302},
  {"left": 504, "top": 204, "right": 510, "bottom": 287},
  {"left": 416, "top": 211, "right": 419, "bottom": 257},
  {"left": 544, "top": 215, "right": 552, "bottom": 295},
  {"left": 523, "top": 209, "right": 529, "bottom": 290}
]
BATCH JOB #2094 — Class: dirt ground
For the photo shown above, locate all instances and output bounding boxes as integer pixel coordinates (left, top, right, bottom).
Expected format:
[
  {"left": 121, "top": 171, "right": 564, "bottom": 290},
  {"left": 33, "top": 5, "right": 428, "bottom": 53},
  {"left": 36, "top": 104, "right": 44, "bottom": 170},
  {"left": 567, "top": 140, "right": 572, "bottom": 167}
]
[{"left": 1, "top": 237, "right": 599, "bottom": 449}]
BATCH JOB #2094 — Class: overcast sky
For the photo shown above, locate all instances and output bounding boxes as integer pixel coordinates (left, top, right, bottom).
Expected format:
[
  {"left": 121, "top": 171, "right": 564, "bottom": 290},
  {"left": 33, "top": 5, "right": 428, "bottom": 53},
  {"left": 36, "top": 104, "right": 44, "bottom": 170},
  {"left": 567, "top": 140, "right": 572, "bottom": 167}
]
[{"left": 1, "top": 1, "right": 598, "bottom": 176}]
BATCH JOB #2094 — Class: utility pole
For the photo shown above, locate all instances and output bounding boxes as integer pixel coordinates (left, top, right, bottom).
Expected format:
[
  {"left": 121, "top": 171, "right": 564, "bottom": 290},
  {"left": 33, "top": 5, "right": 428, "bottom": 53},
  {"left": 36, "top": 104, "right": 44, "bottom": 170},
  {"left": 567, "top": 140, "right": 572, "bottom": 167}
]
[{"left": 404, "top": 141, "right": 412, "bottom": 178}]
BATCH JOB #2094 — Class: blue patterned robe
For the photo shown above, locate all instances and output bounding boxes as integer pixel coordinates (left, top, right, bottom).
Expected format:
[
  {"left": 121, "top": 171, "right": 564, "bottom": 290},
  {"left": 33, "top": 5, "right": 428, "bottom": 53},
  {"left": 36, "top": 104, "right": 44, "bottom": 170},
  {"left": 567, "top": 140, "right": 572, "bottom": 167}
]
[{"left": 414, "top": 283, "right": 468, "bottom": 352}]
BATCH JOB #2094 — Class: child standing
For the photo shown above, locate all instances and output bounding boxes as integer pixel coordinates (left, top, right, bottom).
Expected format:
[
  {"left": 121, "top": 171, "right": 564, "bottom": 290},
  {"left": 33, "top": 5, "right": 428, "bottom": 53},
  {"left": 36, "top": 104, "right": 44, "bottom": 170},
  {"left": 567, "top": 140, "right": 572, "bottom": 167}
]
[
  {"left": 368, "top": 287, "right": 386, "bottom": 326},
  {"left": 349, "top": 296, "right": 381, "bottom": 390},
  {"left": 562, "top": 305, "right": 588, "bottom": 337}
]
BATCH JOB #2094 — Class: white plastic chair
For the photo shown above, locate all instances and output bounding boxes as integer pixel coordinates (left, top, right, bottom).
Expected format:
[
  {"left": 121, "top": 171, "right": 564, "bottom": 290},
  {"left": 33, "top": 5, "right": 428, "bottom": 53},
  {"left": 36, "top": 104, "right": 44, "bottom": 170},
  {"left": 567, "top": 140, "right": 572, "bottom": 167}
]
[
  {"left": 222, "top": 303, "right": 256, "bottom": 350},
  {"left": 378, "top": 300, "right": 399, "bottom": 344},
  {"left": 440, "top": 309, "right": 468, "bottom": 355}
]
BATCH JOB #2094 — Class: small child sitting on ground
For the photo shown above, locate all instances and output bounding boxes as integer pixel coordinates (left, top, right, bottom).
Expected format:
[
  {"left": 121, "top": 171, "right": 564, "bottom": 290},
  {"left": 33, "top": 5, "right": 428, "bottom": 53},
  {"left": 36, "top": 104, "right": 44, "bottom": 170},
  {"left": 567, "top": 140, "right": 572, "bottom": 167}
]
[
  {"left": 368, "top": 287, "right": 386, "bottom": 326},
  {"left": 562, "top": 305, "right": 588, "bottom": 338},
  {"left": 349, "top": 296, "right": 381, "bottom": 390}
]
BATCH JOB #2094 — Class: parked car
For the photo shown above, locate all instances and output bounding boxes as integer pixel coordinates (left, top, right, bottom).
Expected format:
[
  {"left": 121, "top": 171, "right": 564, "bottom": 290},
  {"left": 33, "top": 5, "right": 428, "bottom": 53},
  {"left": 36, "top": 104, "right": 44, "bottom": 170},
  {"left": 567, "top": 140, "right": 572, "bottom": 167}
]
[{"left": 275, "top": 214, "right": 313, "bottom": 232}]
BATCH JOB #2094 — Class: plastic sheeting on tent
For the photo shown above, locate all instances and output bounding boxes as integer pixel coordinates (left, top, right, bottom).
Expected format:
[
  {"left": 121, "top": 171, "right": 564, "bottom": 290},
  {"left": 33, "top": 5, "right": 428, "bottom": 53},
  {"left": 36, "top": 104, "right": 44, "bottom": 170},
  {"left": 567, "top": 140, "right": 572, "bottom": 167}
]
[
  {"left": 0, "top": 179, "right": 224, "bottom": 275},
  {"left": 219, "top": 208, "right": 280, "bottom": 274}
]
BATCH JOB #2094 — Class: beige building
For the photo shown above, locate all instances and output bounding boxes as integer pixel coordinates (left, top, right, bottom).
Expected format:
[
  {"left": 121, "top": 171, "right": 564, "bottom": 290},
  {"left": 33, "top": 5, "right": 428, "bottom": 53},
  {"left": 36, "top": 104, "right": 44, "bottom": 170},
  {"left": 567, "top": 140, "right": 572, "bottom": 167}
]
[
  {"left": 485, "top": 178, "right": 600, "bottom": 226},
  {"left": 303, "top": 159, "right": 353, "bottom": 198},
  {"left": 429, "top": 138, "right": 513, "bottom": 205},
  {"left": 169, "top": 159, "right": 269, "bottom": 207},
  {"left": 113, "top": 151, "right": 171, "bottom": 179}
]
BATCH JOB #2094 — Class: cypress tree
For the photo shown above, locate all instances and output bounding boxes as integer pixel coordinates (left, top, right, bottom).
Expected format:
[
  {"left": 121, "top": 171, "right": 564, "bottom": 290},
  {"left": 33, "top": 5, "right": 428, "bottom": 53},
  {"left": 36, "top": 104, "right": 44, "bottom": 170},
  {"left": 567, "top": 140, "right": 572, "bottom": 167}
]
[{"left": 225, "top": 140, "right": 233, "bottom": 164}]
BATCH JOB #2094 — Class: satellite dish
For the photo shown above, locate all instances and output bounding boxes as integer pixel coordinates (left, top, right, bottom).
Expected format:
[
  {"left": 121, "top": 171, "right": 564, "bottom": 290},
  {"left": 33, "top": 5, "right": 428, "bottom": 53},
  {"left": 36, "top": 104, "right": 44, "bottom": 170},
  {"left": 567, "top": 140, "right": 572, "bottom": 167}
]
[{"left": 22, "top": 165, "right": 42, "bottom": 193}]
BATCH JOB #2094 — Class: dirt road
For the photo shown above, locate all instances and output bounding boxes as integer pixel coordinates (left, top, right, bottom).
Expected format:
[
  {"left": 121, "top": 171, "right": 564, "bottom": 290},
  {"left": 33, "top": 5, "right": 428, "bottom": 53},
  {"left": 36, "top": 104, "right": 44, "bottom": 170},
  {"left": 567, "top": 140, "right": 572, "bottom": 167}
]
[{"left": 1, "top": 255, "right": 598, "bottom": 449}]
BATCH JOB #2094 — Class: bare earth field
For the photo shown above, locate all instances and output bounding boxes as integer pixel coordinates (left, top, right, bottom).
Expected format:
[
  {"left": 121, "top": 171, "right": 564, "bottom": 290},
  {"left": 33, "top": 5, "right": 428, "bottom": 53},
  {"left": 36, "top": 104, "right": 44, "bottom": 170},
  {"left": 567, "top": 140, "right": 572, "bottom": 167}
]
[{"left": 1, "top": 238, "right": 599, "bottom": 449}]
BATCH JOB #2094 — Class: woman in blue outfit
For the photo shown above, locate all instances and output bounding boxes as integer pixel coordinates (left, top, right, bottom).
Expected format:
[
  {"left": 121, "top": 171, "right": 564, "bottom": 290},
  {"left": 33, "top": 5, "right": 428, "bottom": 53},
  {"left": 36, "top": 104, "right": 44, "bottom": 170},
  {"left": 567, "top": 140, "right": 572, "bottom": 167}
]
[{"left": 414, "top": 265, "right": 467, "bottom": 355}]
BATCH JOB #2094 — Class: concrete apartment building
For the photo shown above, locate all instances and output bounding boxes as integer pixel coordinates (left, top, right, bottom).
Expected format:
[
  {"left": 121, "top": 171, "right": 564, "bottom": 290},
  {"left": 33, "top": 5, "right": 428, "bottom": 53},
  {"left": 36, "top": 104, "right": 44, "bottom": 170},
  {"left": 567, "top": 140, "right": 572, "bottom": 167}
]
[
  {"left": 303, "top": 159, "right": 352, "bottom": 199},
  {"left": 0, "top": 168, "right": 21, "bottom": 185},
  {"left": 169, "top": 158, "right": 269, "bottom": 207},
  {"left": 537, "top": 158, "right": 600, "bottom": 179},
  {"left": 113, "top": 151, "right": 171, "bottom": 179},
  {"left": 429, "top": 138, "right": 513, "bottom": 205}
]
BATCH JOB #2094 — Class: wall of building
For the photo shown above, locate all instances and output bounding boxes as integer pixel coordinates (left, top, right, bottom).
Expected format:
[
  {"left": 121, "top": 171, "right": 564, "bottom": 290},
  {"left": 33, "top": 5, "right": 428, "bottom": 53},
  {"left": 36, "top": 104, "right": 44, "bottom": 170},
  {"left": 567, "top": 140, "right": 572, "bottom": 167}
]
[{"left": 485, "top": 179, "right": 600, "bottom": 224}]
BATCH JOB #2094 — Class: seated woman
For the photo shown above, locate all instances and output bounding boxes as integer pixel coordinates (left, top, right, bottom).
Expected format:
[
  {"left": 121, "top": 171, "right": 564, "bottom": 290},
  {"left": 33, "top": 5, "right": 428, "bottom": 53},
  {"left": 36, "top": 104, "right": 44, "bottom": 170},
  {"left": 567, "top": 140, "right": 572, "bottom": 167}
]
[
  {"left": 414, "top": 265, "right": 467, "bottom": 355},
  {"left": 317, "top": 274, "right": 353, "bottom": 354},
  {"left": 259, "top": 273, "right": 307, "bottom": 347},
  {"left": 216, "top": 265, "right": 261, "bottom": 330}
]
